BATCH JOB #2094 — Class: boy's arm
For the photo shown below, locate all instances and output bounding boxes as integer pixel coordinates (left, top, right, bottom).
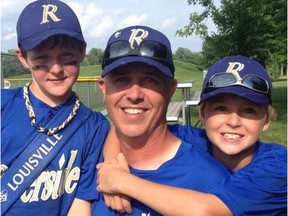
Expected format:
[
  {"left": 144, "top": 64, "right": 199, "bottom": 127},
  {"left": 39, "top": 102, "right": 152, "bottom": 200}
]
[
  {"left": 97, "top": 153, "right": 232, "bottom": 216},
  {"left": 103, "top": 123, "right": 121, "bottom": 160},
  {"left": 102, "top": 124, "right": 132, "bottom": 214},
  {"left": 67, "top": 198, "right": 91, "bottom": 216}
]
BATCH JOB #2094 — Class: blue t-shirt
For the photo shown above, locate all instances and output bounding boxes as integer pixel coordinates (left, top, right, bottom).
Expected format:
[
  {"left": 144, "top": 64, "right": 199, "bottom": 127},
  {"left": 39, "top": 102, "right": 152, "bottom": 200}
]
[
  {"left": 92, "top": 141, "right": 230, "bottom": 215},
  {"left": 1, "top": 88, "right": 110, "bottom": 216},
  {"left": 168, "top": 124, "right": 287, "bottom": 215}
]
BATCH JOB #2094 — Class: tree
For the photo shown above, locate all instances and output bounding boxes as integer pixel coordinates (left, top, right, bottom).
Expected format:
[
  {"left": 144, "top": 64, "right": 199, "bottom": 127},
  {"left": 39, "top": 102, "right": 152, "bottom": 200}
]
[
  {"left": 174, "top": 47, "right": 194, "bottom": 63},
  {"left": 174, "top": 48, "right": 204, "bottom": 67},
  {"left": 177, "top": 0, "right": 287, "bottom": 75},
  {"left": 1, "top": 50, "right": 29, "bottom": 78},
  {"left": 86, "top": 48, "right": 104, "bottom": 65}
]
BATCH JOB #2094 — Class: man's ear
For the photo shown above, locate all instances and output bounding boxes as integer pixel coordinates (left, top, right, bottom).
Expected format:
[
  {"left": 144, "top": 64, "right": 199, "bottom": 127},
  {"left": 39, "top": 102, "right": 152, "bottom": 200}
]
[
  {"left": 199, "top": 105, "right": 206, "bottom": 125},
  {"left": 169, "top": 79, "right": 178, "bottom": 98},
  {"left": 98, "top": 78, "right": 106, "bottom": 95},
  {"left": 15, "top": 48, "right": 29, "bottom": 69}
]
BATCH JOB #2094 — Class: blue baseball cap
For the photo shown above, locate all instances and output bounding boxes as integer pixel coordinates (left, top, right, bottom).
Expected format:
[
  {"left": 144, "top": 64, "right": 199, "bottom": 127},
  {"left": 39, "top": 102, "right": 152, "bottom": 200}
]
[
  {"left": 17, "top": 0, "right": 85, "bottom": 51},
  {"left": 101, "top": 25, "right": 175, "bottom": 78},
  {"left": 200, "top": 55, "right": 272, "bottom": 105}
]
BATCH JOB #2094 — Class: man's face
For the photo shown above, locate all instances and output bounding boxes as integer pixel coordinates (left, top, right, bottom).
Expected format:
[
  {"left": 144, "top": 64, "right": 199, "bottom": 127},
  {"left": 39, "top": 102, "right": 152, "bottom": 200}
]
[{"left": 99, "top": 63, "right": 176, "bottom": 140}]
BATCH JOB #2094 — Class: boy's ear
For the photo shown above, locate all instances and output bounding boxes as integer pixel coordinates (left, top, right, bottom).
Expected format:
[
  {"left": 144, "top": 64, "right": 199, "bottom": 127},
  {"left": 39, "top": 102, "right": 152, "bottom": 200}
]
[
  {"left": 199, "top": 115, "right": 206, "bottom": 125},
  {"left": 80, "top": 43, "right": 87, "bottom": 62},
  {"left": 262, "top": 119, "right": 271, "bottom": 132},
  {"left": 199, "top": 105, "right": 206, "bottom": 125},
  {"left": 15, "top": 48, "right": 29, "bottom": 69}
]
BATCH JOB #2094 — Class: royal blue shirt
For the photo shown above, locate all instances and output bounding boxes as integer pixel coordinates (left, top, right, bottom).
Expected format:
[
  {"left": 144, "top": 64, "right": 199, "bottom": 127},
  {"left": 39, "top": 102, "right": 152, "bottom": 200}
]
[
  {"left": 1, "top": 88, "right": 110, "bottom": 216},
  {"left": 92, "top": 141, "right": 230, "bottom": 215},
  {"left": 168, "top": 124, "right": 287, "bottom": 215}
]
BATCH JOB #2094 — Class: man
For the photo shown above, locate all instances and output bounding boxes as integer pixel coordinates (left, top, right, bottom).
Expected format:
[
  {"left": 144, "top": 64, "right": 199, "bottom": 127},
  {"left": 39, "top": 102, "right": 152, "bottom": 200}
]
[{"left": 92, "top": 25, "right": 230, "bottom": 215}]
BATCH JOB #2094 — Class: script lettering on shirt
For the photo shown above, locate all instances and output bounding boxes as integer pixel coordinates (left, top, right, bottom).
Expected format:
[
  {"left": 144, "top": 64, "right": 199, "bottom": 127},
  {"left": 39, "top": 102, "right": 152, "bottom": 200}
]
[
  {"left": 20, "top": 150, "right": 80, "bottom": 202},
  {"left": 7, "top": 134, "right": 63, "bottom": 191}
]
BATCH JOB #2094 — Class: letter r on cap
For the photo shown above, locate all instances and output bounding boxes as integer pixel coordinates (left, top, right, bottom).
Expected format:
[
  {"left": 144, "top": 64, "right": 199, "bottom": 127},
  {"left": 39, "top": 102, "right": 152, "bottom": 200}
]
[
  {"left": 41, "top": 4, "right": 61, "bottom": 24},
  {"left": 129, "top": 29, "right": 149, "bottom": 49},
  {"left": 226, "top": 62, "right": 245, "bottom": 80}
]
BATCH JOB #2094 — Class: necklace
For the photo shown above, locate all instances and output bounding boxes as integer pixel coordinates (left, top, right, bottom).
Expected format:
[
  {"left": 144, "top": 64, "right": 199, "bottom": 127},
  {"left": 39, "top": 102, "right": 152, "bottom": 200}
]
[{"left": 23, "top": 82, "right": 80, "bottom": 135}]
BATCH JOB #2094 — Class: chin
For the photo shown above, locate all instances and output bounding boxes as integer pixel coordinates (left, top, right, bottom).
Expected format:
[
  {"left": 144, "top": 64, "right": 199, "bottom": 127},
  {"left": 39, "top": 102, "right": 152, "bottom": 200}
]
[{"left": 221, "top": 148, "right": 243, "bottom": 156}]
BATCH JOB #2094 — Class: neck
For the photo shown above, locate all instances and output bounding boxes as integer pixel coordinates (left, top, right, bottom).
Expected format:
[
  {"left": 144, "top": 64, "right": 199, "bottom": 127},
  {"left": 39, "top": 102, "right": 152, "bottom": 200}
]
[
  {"left": 118, "top": 125, "right": 181, "bottom": 170},
  {"left": 29, "top": 82, "right": 72, "bottom": 106},
  {"left": 23, "top": 83, "right": 80, "bottom": 135},
  {"left": 213, "top": 145, "right": 256, "bottom": 172}
]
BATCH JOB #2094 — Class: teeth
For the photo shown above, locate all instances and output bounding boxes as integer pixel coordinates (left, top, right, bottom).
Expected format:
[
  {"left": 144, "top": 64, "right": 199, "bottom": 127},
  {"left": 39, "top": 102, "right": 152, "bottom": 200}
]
[
  {"left": 124, "top": 108, "right": 143, "bottom": 114},
  {"left": 223, "top": 133, "right": 241, "bottom": 139}
]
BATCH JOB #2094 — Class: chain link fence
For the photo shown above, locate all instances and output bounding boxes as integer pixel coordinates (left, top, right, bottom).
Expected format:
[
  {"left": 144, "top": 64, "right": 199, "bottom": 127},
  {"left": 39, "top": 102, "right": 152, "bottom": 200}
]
[{"left": 2, "top": 77, "right": 105, "bottom": 112}]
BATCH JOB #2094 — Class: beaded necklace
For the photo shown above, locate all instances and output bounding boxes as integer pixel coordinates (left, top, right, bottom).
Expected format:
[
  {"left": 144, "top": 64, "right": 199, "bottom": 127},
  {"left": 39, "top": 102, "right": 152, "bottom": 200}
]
[{"left": 23, "top": 82, "right": 80, "bottom": 135}]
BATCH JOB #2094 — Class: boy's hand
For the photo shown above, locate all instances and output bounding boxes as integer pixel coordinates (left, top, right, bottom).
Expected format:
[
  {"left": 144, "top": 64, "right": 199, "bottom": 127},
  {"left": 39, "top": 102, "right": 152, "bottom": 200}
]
[
  {"left": 97, "top": 153, "right": 132, "bottom": 214},
  {"left": 103, "top": 193, "right": 132, "bottom": 214}
]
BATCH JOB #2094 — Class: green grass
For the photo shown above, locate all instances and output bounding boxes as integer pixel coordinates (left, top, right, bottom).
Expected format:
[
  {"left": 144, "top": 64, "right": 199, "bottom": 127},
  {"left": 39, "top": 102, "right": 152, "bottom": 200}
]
[
  {"left": 79, "top": 65, "right": 102, "bottom": 76},
  {"left": 261, "top": 79, "right": 287, "bottom": 145}
]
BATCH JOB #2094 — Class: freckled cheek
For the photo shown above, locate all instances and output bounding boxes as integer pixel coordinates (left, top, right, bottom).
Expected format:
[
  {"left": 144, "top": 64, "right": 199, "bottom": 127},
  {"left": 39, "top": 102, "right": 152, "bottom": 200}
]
[
  {"left": 65, "top": 66, "right": 79, "bottom": 76},
  {"left": 205, "top": 115, "right": 224, "bottom": 128},
  {"left": 31, "top": 70, "right": 47, "bottom": 81},
  {"left": 244, "top": 122, "right": 264, "bottom": 136}
]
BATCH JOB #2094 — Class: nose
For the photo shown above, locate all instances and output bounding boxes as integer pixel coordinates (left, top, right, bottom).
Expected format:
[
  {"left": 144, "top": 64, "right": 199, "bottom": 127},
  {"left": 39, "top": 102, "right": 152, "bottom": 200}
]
[
  {"left": 50, "top": 62, "right": 63, "bottom": 74},
  {"left": 226, "top": 112, "right": 241, "bottom": 128},
  {"left": 126, "top": 84, "right": 144, "bottom": 103}
]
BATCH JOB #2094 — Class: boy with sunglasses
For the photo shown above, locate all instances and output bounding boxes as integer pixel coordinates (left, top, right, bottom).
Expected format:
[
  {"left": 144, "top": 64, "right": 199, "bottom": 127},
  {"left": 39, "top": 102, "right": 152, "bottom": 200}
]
[
  {"left": 97, "top": 55, "right": 287, "bottom": 215},
  {"left": 1, "top": 0, "right": 109, "bottom": 215}
]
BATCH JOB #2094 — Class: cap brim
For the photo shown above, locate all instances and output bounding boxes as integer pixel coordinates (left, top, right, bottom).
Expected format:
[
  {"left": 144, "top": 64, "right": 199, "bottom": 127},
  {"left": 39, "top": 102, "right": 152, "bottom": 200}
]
[
  {"left": 199, "top": 85, "right": 271, "bottom": 105},
  {"left": 101, "top": 56, "right": 173, "bottom": 78},
  {"left": 19, "top": 28, "right": 85, "bottom": 51}
]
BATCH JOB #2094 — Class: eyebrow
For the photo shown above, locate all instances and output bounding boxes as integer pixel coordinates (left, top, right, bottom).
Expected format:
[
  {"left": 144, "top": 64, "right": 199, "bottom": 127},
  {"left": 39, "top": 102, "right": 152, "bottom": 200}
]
[
  {"left": 60, "top": 51, "right": 75, "bottom": 57},
  {"left": 31, "top": 54, "right": 49, "bottom": 61},
  {"left": 32, "top": 51, "right": 75, "bottom": 60}
]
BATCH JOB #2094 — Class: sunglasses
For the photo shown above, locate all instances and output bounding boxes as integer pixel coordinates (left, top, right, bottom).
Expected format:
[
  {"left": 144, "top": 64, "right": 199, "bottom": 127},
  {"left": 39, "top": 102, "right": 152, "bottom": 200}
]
[
  {"left": 203, "top": 72, "right": 270, "bottom": 94},
  {"left": 102, "top": 40, "right": 174, "bottom": 71}
]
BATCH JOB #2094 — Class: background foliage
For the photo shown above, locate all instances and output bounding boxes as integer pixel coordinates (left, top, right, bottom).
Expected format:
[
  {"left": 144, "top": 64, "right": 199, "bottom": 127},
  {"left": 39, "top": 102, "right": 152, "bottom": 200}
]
[{"left": 177, "top": 0, "right": 287, "bottom": 77}]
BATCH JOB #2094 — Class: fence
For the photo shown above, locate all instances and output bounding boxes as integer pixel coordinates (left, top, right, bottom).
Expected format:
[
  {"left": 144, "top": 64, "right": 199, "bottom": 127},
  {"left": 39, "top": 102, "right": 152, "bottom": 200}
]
[{"left": 2, "top": 76, "right": 105, "bottom": 112}]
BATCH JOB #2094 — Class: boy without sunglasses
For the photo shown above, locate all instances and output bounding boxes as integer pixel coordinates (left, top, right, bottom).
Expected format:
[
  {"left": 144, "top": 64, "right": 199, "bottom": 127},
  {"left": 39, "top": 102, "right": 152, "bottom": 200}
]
[{"left": 1, "top": 1, "right": 109, "bottom": 215}]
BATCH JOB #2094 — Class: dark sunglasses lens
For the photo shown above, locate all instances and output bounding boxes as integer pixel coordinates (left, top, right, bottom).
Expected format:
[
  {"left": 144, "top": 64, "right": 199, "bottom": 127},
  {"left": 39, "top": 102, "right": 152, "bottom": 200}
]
[
  {"left": 209, "top": 73, "right": 236, "bottom": 87},
  {"left": 140, "top": 41, "right": 167, "bottom": 60},
  {"left": 243, "top": 75, "right": 268, "bottom": 92},
  {"left": 106, "top": 41, "right": 130, "bottom": 59}
]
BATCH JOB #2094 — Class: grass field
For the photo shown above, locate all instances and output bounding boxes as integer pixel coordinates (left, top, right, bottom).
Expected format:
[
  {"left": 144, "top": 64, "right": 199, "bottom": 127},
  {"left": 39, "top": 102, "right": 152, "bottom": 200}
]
[{"left": 6, "top": 61, "right": 287, "bottom": 146}]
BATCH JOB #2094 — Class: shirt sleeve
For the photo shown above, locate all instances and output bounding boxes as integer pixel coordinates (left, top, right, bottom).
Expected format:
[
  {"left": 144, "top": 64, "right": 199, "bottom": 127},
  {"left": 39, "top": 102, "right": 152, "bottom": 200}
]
[
  {"left": 168, "top": 124, "right": 209, "bottom": 152},
  {"left": 209, "top": 143, "right": 287, "bottom": 215},
  {"left": 74, "top": 112, "right": 110, "bottom": 201}
]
